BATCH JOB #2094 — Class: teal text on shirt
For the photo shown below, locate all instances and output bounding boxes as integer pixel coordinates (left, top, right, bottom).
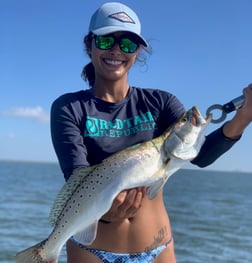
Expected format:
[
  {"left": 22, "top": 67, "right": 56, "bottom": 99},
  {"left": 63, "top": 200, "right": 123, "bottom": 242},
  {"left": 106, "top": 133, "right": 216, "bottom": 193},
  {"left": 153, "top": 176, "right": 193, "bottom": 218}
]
[{"left": 84, "top": 111, "right": 157, "bottom": 138}]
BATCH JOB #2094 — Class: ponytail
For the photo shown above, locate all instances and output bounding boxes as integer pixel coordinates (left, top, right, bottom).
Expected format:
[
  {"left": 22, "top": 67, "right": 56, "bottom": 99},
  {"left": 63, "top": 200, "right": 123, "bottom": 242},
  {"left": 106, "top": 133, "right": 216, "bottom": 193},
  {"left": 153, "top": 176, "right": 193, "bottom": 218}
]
[
  {"left": 81, "top": 62, "right": 95, "bottom": 87},
  {"left": 81, "top": 33, "right": 95, "bottom": 87}
]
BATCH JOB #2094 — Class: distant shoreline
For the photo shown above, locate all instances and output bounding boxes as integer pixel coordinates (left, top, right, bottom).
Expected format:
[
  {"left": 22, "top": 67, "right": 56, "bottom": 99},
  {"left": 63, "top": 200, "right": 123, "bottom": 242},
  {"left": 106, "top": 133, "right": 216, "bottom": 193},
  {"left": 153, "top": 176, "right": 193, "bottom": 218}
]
[
  {"left": 0, "top": 159, "right": 58, "bottom": 165},
  {"left": 0, "top": 159, "right": 250, "bottom": 175}
]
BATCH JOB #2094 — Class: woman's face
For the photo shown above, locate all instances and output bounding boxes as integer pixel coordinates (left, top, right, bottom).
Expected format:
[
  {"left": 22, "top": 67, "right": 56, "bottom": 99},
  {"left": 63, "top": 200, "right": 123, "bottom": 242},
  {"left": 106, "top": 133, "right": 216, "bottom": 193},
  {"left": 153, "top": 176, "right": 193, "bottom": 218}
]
[{"left": 89, "top": 32, "right": 140, "bottom": 83}]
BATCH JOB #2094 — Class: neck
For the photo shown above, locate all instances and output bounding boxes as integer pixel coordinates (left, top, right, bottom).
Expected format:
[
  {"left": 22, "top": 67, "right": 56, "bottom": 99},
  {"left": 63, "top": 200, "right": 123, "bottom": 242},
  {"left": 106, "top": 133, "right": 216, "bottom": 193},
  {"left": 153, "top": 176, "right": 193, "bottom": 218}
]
[{"left": 93, "top": 79, "right": 130, "bottom": 103}]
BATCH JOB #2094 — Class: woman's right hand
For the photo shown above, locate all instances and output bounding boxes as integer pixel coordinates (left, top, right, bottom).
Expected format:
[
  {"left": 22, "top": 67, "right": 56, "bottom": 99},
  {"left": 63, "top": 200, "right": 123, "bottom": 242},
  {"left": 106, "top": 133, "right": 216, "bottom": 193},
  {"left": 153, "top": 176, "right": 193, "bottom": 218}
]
[{"left": 100, "top": 187, "right": 146, "bottom": 223}]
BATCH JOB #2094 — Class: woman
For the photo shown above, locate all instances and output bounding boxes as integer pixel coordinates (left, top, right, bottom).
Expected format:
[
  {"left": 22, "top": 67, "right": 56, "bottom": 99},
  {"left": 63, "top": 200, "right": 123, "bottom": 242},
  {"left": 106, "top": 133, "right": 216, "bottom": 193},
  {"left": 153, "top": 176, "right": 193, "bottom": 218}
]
[{"left": 50, "top": 2, "right": 252, "bottom": 262}]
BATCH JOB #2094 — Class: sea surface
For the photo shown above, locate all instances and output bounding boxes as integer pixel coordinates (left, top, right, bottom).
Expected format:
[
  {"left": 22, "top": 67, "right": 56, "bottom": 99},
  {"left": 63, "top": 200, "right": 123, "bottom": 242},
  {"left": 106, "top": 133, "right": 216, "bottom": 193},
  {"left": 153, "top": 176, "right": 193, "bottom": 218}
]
[{"left": 1, "top": 161, "right": 251, "bottom": 263}]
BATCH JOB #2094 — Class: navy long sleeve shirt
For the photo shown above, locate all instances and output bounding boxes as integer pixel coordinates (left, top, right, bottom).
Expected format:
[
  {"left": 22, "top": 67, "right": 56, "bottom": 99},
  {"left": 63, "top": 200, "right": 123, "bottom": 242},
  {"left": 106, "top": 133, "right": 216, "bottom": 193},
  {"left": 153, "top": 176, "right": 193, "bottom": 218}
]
[{"left": 51, "top": 87, "right": 239, "bottom": 180}]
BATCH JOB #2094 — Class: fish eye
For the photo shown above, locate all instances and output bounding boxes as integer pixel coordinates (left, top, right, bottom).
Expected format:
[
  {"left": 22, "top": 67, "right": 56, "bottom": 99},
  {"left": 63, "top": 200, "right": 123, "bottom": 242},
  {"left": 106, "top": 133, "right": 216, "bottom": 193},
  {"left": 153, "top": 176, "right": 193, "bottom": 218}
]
[{"left": 182, "top": 117, "right": 187, "bottom": 123}]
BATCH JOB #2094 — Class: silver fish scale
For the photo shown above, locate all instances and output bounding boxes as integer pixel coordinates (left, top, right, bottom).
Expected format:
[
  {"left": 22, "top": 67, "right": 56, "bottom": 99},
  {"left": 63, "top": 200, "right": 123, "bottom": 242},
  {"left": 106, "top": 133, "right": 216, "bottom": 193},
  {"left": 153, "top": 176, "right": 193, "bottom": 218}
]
[{"left": 52, "top": 142, "right": 161, "bottom": 236}]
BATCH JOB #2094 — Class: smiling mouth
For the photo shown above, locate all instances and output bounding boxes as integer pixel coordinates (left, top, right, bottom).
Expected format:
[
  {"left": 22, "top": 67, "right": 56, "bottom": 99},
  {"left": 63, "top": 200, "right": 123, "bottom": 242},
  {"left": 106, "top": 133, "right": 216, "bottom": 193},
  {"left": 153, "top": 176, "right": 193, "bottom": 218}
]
[{"left": 104, "top": 59, "right": 124, "bottom": 66}]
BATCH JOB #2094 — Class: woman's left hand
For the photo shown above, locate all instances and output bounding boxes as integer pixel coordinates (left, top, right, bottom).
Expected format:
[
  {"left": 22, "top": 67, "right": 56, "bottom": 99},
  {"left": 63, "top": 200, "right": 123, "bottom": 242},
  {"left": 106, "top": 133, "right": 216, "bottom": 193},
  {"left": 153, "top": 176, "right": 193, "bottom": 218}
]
[
  {"left": 223, "top": 83, "right": 252, "bottom": 139},
  {"left": 238, "top": 84, "right": 252, "bottom": 122}
]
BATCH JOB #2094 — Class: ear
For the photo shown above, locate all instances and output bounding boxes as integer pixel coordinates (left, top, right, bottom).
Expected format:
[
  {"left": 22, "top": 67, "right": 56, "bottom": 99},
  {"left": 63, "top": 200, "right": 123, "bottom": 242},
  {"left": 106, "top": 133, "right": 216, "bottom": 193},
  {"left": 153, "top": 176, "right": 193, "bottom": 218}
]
[
  {"left": 133, "top": 48, "right": 141, "bottom": 63},
  {"left": 135, "top": 46, "right": 142, "bottom": 56}
]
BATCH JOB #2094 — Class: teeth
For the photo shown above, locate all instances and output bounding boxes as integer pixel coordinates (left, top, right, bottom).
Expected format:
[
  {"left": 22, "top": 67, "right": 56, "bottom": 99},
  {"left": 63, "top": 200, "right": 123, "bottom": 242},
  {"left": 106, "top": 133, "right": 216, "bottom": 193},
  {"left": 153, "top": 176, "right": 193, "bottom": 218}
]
[{"left": 104, "top": 59, "right": 122, "bottom": 65}]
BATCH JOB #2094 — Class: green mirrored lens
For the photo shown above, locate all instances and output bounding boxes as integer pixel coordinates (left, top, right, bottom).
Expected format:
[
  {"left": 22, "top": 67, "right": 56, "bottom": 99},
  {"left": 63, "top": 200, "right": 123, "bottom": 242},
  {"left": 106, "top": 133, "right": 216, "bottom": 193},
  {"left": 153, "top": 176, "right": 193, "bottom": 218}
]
[
  {"left": 94, "top": 35, "right": 138, "bottom": 53},
  {"left": 120, "top": 38, "right": 138, "bottom": 53},
  {"left": 95, "top": 36, "right": 114, "bottom": 50}
]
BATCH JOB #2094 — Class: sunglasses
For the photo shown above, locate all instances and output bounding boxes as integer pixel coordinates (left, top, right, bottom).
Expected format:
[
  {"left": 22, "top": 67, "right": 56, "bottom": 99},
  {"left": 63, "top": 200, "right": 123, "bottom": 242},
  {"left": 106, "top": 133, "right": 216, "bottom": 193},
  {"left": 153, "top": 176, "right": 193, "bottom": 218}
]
[{"left": 93, "top": 34, "right": 140, "bottom": 53}]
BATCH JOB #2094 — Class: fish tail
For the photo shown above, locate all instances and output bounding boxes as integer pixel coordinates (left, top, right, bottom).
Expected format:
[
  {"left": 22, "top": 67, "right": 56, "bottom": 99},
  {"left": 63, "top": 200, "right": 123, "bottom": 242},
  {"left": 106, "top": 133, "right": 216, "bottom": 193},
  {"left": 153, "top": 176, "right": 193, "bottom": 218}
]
[{"left": 14, "top": 239, "right": 58, "bottom": 263}]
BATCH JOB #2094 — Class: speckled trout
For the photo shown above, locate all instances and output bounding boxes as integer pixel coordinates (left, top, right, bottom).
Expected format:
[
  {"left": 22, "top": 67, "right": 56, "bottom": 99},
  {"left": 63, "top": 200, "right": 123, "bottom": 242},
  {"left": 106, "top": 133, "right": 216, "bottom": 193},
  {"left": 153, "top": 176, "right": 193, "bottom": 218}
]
[{"left": 14, "top": 106, "right": 211, "bottom": 263}]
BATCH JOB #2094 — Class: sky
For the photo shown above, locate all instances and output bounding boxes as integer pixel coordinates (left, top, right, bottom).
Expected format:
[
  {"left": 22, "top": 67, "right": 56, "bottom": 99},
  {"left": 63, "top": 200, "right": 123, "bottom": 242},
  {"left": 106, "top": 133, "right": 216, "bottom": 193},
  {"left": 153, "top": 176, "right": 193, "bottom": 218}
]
[{"left": 1, "top": 0, "right": 251, "bottom": 172}]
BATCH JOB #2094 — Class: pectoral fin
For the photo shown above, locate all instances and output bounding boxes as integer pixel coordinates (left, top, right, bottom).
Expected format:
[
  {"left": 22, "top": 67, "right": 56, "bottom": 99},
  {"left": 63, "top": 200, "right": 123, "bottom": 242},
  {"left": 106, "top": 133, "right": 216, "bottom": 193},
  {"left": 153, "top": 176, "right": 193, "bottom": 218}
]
[
  {"left": 73, "top": 220, "right": 99, "bottom": 245},
  {"left": 146, "top": 162, "right": 171, "bottom": 199},
  {"left": 146, "top": 177, "right": 168, "bottom": 200}
]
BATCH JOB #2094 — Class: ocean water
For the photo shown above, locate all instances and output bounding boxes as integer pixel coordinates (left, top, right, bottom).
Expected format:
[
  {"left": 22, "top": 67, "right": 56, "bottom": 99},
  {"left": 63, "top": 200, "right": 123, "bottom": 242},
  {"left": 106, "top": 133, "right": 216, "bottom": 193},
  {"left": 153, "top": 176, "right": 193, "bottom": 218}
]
[{"left": 0, "top": 161, "right": 251, "bottom": 263}]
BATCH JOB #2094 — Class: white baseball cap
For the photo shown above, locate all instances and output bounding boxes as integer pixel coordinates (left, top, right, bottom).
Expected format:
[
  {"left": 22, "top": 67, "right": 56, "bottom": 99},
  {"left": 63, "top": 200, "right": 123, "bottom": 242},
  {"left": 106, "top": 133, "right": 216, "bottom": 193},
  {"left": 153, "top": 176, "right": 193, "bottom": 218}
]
[{"left": 88, "top": 2, "right": 148, "bottom": 47}]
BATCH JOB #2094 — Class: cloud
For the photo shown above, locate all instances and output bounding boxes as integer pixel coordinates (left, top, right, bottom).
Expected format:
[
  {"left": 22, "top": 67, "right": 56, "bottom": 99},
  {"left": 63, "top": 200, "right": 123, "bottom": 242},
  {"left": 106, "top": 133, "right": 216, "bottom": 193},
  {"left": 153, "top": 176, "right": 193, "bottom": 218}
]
[
  {"left": 7, "top": 132, "right": 16, "bottom": 139},
  {"left": 2, "top": 106, "right": 50, "bottom": 123}
]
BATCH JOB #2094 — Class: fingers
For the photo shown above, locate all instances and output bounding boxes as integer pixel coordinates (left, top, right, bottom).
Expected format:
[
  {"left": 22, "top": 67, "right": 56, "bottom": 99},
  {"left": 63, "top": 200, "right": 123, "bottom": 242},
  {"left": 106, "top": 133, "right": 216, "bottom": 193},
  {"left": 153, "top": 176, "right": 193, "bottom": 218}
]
[
  {"left": 235, "top": 83, "right": 252, "bottom": 123},
  {"left": 104, "top": 188, "right": 146, "bottom": 222},
  {"left": 118, "top": 189, "right": 143, "bottom": 214},
  {"left": 243, "top": 83, "right": 252, "bottom": 95},
  {"left": 247, "top": 83, "right": 252, "bottom": 89},
  {"left": 242, "top": 84, "right": 252, "bottom": 106}
]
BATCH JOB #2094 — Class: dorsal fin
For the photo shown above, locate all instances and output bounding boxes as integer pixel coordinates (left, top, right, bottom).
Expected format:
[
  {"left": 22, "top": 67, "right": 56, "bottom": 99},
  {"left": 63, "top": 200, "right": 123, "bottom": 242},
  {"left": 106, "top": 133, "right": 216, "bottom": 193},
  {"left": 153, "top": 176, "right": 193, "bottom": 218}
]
[{"left": 49, "top": 166, "right": 95, "bottom": 225}]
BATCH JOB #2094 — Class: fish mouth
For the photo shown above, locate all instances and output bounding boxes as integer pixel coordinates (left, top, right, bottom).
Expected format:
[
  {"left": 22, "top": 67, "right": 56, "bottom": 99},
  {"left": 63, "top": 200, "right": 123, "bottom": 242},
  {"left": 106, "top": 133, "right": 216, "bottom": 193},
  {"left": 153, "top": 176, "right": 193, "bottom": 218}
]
[
  {"left": 165, "top": 106, "right": 211, "bottom": 161},
  {"left": 173, "top": 106, "right": 211, "bottom": 146},
  {"left": 189, "top": 106, "right": 212, "bottom": 126}
]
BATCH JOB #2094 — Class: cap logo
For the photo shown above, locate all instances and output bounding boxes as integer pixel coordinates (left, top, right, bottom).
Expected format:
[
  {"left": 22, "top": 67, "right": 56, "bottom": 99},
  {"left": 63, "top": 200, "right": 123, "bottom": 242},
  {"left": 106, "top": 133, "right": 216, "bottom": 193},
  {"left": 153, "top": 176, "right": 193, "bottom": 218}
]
[{"left": 109, "top": 12, "right": 135, "bottom": 24}]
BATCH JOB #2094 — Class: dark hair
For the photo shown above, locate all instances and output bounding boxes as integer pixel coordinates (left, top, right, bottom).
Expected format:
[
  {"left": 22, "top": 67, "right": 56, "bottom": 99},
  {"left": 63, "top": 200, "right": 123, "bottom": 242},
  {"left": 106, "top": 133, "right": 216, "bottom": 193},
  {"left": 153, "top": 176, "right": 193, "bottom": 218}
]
[
  {"left": 81, "top": 33, "right": 95, "bottom": 87},
  {"left": 81, "top": 33, "right": 151, "bottom": 87}
]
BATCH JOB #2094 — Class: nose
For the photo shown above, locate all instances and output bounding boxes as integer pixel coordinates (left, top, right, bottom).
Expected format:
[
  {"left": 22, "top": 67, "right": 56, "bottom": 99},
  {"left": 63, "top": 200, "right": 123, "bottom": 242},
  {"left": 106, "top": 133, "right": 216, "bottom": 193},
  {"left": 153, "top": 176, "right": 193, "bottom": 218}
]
[{"left": 109, "top": 42, "right": 122, "bottom": 54}]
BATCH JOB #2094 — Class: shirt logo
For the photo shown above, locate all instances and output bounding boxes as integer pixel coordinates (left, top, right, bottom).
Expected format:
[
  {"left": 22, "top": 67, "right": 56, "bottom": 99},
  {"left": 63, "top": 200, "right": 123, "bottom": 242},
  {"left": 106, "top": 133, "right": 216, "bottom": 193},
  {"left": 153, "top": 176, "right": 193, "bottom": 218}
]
[
  {"left": 84, "top": 111, "right": 156, "bottom": 138},
  {"left": 109, "top": 12, "right": 135, "bottom": 24}
]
